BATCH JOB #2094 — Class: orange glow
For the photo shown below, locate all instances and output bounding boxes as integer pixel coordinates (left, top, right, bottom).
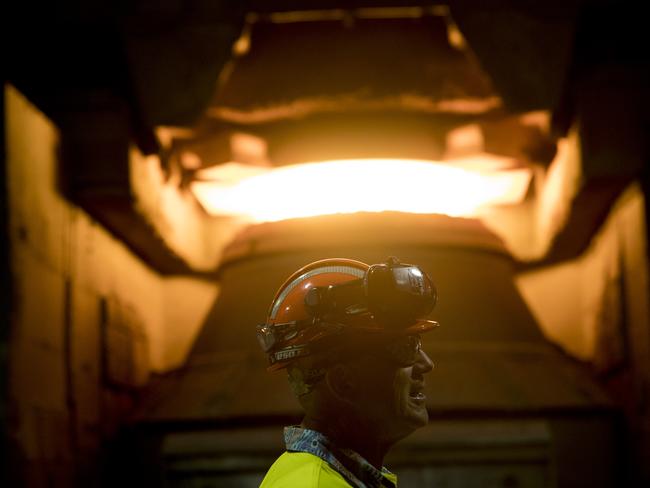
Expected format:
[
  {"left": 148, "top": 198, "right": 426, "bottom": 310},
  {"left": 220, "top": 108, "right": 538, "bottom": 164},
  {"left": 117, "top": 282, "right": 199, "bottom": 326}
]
[{"left": 191, "top": 159, "right": 531, "bottom": 222}]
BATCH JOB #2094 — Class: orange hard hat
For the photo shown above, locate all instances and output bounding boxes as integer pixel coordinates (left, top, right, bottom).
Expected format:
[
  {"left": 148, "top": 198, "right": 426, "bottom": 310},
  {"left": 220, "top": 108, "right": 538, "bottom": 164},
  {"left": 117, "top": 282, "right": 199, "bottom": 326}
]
[{"left": 257, "top": 257, "right": 439, "bottom": 371}]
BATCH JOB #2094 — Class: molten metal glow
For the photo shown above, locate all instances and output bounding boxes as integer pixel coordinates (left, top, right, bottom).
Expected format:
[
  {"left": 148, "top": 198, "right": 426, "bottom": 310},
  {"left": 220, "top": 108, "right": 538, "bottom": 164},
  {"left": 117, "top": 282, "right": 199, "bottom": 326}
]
[{"left": 191, "top": 159, "right": 531, "bottom": 222}]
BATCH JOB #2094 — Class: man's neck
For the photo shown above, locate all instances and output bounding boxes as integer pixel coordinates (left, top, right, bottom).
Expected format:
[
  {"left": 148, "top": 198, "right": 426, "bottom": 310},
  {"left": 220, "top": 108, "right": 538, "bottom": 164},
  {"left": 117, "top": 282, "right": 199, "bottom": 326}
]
[{"left": 302, "top": 415, "right": 389, "bottom": 469}]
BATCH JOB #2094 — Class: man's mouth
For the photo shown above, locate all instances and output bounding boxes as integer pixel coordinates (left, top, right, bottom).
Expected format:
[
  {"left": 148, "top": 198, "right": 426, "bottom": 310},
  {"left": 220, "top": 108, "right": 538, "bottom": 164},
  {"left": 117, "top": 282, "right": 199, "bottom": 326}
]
[{"left": 409, "top": 383, "right": 426, "bottom": 401}]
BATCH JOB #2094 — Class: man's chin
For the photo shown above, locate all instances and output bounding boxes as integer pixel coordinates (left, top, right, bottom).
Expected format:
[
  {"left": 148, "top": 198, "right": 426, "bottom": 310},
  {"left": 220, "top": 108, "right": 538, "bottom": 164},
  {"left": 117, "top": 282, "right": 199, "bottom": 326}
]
[
  {"left": 411, "top": 409, "right": 429, "bottom": 427},
  {"left": 388, "top": 397, "right": 430, "bottom": 440},
  {"left": 397, "top": 406, "right": 429, "bottom": 437},
  {"left": 407, "top": 399, "right": 430, "bottom": 426}
]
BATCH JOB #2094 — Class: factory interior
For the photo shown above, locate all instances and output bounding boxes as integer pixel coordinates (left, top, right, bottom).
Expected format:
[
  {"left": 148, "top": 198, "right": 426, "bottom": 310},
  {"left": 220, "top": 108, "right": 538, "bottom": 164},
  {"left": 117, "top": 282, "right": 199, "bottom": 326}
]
[{"left": 3, "top": 1, "right": 649, "bottom": 486}]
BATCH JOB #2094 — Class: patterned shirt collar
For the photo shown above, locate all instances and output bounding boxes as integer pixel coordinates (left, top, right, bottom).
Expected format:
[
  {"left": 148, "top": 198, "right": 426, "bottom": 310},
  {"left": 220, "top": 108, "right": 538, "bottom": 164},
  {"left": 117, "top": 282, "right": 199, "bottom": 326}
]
[{"left": 284, "top": 426, "right": 397, "bottom": 488}]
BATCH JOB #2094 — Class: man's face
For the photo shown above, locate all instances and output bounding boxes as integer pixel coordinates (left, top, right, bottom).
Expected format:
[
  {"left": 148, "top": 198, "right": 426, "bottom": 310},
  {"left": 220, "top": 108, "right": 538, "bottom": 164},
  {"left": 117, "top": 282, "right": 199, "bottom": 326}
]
[{"left": 348, "top": 336, "right": 434, "bottom": 443}]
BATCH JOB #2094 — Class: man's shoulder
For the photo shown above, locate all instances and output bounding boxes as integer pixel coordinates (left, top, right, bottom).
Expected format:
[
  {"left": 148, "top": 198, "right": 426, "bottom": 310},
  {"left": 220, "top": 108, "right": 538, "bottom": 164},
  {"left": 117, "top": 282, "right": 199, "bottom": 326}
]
[{"left": 260, "top": 451, "right": 352, "bottom": 487}]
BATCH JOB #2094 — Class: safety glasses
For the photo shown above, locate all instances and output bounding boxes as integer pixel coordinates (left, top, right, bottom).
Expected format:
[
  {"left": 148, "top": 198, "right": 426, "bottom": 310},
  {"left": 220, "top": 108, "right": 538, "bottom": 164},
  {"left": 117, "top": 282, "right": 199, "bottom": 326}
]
[
  {"left": 257, "top": 321, "right": 301, "bottom": 353},
  {"left": 383, "top": 334, "right": 423, "bottom": 367}
]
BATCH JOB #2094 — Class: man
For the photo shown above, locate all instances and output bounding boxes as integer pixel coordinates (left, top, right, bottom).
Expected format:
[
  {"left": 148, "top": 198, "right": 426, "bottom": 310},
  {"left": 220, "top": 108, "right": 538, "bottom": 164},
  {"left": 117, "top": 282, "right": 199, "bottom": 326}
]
[{"left": 257, "top": 257, "right": 438, "bottom": 487}]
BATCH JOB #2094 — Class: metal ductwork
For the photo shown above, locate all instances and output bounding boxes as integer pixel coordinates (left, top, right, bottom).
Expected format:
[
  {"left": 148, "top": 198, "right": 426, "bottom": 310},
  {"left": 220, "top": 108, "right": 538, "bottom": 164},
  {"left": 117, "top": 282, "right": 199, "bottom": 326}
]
[{"left": 132, "top": 212, "right": 618, "bottom": 488}]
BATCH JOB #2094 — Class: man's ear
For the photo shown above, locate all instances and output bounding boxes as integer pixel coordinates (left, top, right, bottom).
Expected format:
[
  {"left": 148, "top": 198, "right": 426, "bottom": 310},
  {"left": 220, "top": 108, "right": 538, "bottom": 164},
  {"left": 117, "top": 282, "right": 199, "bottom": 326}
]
[{"left": 325, "top": 363, "right": 357, "bottom": 402}]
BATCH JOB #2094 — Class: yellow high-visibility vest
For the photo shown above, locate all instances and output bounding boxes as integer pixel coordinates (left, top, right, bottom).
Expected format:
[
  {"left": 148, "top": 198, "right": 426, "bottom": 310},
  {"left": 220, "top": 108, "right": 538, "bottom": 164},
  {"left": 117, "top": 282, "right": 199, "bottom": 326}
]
[{"left": 260, "top": 452, "right": 398, "bottom": 487}]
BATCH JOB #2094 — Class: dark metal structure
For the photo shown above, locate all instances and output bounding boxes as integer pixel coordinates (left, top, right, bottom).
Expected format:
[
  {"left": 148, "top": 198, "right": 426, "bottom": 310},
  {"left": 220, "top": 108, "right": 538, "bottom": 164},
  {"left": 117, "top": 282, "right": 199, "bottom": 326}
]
[
  {"left": 6, "top": 1, "right": 646, "bottom": 273},
  {"left": 5, "top": 2, "right": 648, "bottom": 486}
]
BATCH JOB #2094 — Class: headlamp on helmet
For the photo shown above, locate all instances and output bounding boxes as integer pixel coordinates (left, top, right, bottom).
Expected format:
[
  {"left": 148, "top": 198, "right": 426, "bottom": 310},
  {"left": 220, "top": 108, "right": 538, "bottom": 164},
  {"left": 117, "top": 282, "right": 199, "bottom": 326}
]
[
  {"left": 257, "top": 257, "right": 438, "bottom": 370},
  {"left": 302, "top": 256, "right": 437, "bottom": 328}
]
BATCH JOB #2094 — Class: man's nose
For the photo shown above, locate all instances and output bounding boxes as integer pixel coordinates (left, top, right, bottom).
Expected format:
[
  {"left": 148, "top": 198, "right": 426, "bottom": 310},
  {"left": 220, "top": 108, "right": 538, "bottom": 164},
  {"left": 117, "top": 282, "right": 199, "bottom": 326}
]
[{"left": 414, "top": 349, "right": 434, "bottom": 373}]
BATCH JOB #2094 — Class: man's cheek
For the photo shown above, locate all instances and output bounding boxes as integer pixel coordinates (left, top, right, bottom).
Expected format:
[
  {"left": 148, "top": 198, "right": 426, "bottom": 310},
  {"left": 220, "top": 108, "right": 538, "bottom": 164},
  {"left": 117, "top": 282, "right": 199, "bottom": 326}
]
[{"left": 392, "top": 373, "right": 409, "bottom": 416}]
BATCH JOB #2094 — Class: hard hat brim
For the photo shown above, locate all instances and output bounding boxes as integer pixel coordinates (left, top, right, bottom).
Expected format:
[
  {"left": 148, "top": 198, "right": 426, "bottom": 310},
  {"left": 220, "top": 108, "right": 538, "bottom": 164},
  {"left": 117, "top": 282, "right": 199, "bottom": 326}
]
[{"left": 266, "top": 319, "right": 440, "bottom": 371}]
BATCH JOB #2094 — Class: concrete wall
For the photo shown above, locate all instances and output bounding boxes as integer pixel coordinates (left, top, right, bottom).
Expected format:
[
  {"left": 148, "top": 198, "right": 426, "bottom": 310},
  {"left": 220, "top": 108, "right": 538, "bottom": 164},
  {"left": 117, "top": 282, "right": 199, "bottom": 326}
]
[
  {"left": 517, "top": 183, "right": 649, "bottom": 365},
  {"left": 5, "top": 85, "right": 216, "bottom": 486}
]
